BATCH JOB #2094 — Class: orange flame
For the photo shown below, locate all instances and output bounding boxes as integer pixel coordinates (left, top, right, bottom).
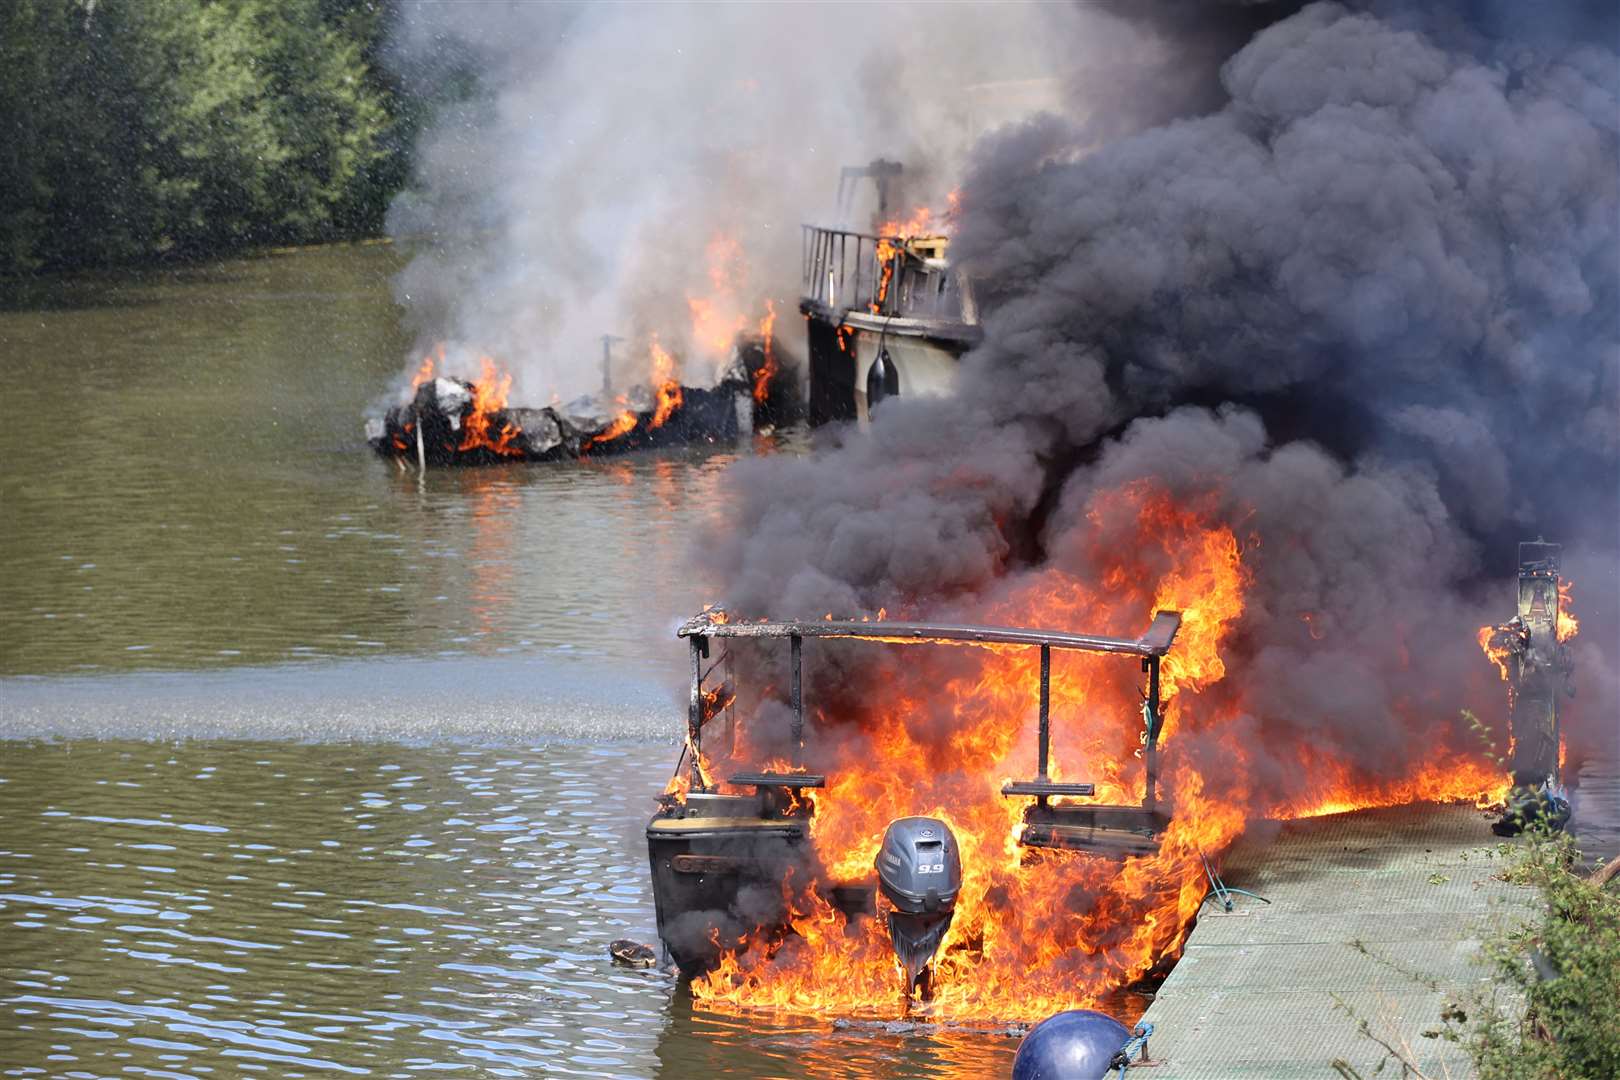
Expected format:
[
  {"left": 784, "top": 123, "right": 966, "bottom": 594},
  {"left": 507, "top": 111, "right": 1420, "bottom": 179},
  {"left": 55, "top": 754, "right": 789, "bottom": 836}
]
[
  {"left": 687, "top": 233, "right": 751, "bottom": 356},
  {"left": 753, "top": 300, "right": 778, "bottom": 407},
  {"left": 877, "top": 205, "right": 936, "bottom": 239},
  {"left": 871, "top": 238, "right": 899, "bottom": 315},
  {"left": 1477, "top": 623, "right": 1515, "bottom": 682},
  {"left": 584, "top": 409, "right": 637, "bottom": 451},
  {"left": 684, "top": 482, "right": 1508, "bottom": 1022},
  {"left": 1556, "top": 579, "right": 1578, "bottom": 642},
  {"left": 409, "top": 346, "right": 442, "bottom": 390},
  {"left": 648, "top": 339, "right": 683, "bottom": 430},
  {"left": 652, "top": 382, "right": 683, "bottom": 430},
  {"left": 867, "top": 207, "right": 944, "bottom": 315},
  {"left": 689, "top": 295, "right": 749, "bottom": 356},
  {"left": 458, "top": 356, "right": 524, "bottom": 457},
  {"left": 690, "top": 486, "right": 1240, "bottom": 1019},
  {"left": 1476, "top": 576, "right": 1579, "bottom": 681}
]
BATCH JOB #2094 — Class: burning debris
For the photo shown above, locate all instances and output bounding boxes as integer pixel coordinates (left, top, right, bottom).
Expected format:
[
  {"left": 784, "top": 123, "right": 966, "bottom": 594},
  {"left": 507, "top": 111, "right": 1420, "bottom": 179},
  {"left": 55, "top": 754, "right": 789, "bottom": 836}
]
[{"left": 366, "top": 335, "right": 795, "bottom": 467}]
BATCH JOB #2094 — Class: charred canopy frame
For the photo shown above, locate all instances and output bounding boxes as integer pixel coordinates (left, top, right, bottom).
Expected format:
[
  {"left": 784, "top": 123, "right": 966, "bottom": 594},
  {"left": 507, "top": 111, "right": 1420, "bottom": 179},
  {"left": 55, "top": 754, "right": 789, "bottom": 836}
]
[{"left": 676, "top": 610, "right": 1183, "bottom": 828}]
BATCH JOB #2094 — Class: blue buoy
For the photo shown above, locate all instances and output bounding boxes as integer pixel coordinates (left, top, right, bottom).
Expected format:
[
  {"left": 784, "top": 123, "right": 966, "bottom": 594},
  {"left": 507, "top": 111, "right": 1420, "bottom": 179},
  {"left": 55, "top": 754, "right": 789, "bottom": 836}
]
[{"left": 1012, "top": 1009, "right": 1131, "bottom": 1080}]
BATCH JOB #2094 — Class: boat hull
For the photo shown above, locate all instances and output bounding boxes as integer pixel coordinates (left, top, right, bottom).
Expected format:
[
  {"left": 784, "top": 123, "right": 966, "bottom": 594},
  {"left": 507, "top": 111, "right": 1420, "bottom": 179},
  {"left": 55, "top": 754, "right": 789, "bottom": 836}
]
[{"left": 646, "top": 815, "right": 808, "bottom": 974}]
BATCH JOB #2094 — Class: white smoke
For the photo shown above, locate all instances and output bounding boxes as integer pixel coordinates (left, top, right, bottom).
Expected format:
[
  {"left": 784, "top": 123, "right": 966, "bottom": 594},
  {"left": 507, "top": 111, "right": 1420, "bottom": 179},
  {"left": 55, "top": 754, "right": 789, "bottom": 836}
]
[{"left": 384, "top": 1, "right": 1115, "bottom": 405}]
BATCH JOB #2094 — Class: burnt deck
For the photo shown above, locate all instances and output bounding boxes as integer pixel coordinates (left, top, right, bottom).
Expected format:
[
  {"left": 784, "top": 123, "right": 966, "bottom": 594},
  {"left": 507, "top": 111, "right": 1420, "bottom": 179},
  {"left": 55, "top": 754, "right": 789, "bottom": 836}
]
[{"left": 1136, "top": 803, "right": 1534, "bottom": 1078}]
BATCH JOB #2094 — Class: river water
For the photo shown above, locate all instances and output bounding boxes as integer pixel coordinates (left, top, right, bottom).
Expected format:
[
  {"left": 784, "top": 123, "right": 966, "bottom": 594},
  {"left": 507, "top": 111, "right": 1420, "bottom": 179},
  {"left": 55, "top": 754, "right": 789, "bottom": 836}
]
[
  {"left": 1, "top": 244, "right": 1613, "bottom": 1078},
  {"left": 0, "top": 245, "right": 1018, "bottom": 1078}
]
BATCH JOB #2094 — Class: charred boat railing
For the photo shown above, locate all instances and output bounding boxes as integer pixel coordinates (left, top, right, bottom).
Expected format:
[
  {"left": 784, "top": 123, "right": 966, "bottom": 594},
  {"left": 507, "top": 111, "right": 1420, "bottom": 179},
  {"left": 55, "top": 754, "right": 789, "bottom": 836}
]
[
  {"left": 800, "top": 225, "right": 968, "bottom": 322},
  {"left": 676, "top": 610, "right": 1182, "bottom": 839}
]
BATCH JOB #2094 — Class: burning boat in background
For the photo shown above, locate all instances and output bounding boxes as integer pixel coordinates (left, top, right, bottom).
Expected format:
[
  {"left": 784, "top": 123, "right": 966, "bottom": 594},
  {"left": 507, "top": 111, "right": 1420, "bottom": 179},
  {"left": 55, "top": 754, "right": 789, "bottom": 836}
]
[
  {"left": 366, "top": 159, "right": 976, "bottom": 465},
  {"left": 366, "top": 329, "right": 797, "bottom": 467},
  {"left": 800, "top": 163, "right": 981, "bottom": 425}
]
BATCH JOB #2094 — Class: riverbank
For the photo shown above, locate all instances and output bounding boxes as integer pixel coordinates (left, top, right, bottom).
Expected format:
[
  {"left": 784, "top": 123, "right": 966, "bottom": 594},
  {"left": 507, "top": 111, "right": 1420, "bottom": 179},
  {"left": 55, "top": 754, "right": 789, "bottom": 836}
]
[{"left": 1, "top": 0, "right": 418, "bottom": 275}]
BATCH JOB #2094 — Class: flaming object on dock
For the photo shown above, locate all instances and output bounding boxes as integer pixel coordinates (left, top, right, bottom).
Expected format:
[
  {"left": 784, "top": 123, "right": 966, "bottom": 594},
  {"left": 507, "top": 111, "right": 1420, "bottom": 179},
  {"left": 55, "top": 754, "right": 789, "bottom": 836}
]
[{"left": 1477, "top": 542, "right": 1578, "bottom": 834}]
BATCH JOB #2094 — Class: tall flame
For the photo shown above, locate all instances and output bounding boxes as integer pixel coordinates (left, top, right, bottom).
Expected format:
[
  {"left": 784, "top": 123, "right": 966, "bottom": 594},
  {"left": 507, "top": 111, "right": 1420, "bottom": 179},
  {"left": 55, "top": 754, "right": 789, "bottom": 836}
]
[
  {"left": 1477, "top": 577, "right": 1579, "bottom": 682},
  {"left": 691, "top": 487, "right": 1233, "bottom": 1019},
  {"left": 458, "top": 356, "right": 523, "bottom": 457},
  {"left": 648, "top": 338, "right": 683, "bottom": 430},
  {"left": 869, "top": 206, "right": 943, "bottom": 315},
  {"left": 1556, "top": 579, "right": 1579, "bottom": 642},
  {"left": 688, "top": 233, "right": 752, "bottom": 356},
  {"left": 753, "top": 300, "right": 778, "bottom": 407}
]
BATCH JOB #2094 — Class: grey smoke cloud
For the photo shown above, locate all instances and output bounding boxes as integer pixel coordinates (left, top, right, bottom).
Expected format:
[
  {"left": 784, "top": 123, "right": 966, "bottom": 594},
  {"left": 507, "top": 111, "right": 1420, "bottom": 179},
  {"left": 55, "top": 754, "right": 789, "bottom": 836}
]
[
  {"left": 383, "top": 1, "right": 1098, "bottom": 405},
  {"left": 698, "top": 0, "right": 1618, "bottom": 805}
]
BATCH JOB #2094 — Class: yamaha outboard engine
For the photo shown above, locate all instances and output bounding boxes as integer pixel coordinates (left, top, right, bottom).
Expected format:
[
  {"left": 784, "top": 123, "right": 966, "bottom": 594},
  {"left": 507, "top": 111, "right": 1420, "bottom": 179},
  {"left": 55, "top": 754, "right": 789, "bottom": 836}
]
[{"left": 875, "top": 816, "right": 962, "bottom": 997}]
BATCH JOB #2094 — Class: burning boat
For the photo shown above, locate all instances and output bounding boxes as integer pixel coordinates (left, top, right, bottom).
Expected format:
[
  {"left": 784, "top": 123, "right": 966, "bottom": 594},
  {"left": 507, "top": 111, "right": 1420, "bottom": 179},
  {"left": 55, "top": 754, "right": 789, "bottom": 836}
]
[
  {"left": 365, "top": 329, "right": 797, "bottom": 467},
  {"left": 799, "top": 204, "right": 980, "bottom": 426},
  {"left": 366, "top": 361, "right": 756, "bottom": 467},
  {"left": 647, "top": 607, "right": 1181, "bottom": 996}
]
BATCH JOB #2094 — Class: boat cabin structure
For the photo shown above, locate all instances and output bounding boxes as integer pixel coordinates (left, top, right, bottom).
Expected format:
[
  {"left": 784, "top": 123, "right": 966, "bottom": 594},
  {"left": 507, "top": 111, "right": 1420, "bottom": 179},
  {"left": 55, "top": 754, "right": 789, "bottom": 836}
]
[
  {"left": 646, "top": 608, "right": 1183, "bottom": 979},
  {"left": 798, "top": 225, "right": 981, "bottom": 426}
]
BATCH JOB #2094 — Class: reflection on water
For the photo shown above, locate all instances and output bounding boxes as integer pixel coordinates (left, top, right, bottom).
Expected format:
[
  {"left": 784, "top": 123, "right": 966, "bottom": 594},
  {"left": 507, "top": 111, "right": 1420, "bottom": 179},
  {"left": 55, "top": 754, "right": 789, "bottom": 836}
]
[
  {"left": 0, "top": 740, "right": 1015, "bottom": 1078},
  {"left": 0, "top": 243, "right": 738, "bottom": 678}
]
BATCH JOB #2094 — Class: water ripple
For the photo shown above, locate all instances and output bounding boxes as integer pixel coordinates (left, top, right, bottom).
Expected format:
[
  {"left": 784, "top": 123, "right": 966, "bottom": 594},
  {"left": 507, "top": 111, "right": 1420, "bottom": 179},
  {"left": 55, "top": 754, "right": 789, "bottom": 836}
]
[{"left": 0, "top": 739, "right": 1020, "bottom": 1078}]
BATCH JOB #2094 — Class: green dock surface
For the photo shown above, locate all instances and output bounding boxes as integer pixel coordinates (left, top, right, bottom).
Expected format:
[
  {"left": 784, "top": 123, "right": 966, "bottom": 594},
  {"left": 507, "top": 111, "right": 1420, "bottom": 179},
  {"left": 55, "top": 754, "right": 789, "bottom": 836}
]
[{"left": 1135, "top": 803, "right": 1534, "bottom": 1079}]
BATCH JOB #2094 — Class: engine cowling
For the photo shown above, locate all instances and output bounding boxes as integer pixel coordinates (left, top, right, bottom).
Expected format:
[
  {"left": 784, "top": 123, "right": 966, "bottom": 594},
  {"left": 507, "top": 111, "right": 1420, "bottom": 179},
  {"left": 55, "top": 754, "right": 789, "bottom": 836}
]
[{"left": 875, "top": 816, "right": 962, "bottom": 996}]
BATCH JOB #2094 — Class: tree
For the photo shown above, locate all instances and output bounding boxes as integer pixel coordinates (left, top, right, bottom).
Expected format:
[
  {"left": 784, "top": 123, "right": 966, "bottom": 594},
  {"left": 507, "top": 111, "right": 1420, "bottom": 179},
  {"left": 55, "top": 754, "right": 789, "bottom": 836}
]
[{"left": 0, "top": 0, "right": 400, "bottom": 274}]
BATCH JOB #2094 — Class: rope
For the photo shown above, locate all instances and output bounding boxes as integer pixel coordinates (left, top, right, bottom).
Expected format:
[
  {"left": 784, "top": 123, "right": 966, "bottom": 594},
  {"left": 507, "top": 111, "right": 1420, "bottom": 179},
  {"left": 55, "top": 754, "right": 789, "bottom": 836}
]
[
  {"left": 1201, "top": 851, "right": 1271, "bottom": 913},
  {"left": 1135, "top": 698, "right": 1155, "bottom": 758},
  {"left": 1109, "top": 1022, "right": 1154, "bottom": 1076}
]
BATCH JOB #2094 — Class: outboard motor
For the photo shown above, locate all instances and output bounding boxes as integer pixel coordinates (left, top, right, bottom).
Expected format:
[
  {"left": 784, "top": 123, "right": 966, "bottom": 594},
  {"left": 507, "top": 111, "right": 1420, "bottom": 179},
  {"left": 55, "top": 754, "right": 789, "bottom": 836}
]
[{"left": 875, "top": 816, "right": 962, "bottom": 997}]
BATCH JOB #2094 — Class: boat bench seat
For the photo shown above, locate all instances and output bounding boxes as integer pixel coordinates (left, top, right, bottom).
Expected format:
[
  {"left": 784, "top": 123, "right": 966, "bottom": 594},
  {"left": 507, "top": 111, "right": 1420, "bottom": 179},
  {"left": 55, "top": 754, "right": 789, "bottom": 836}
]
[
  {"left": 1001, "top": 780, "right": 1096, "bottom": 797},
  {"left": 727, "top": 771, "right": 826, "bottom": 789}
]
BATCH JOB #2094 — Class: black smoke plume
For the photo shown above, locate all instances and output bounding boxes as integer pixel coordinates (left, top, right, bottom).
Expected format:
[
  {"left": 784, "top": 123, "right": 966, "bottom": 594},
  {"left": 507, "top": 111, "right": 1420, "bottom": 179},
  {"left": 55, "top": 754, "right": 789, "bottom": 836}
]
[{"left": 697, "top": 1, "right": 1618, "bottom": 810}]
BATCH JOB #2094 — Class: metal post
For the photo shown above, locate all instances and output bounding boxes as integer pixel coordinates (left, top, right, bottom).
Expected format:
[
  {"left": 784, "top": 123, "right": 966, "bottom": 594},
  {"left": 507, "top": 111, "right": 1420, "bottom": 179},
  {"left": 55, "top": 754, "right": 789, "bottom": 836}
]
[
  {"left": 790, "top": 634, "right": 804, "bottom": 765},
  {"left": 1037, "top": 644, "right": 1051, "bottom": 808},
  {"left": 600, "top": 335, "right": 622, "bottom": 397},
  {"left": 857, "top": 236, "right": 867, "bottom": 306},
  {"left": 688, "top": 636, "right": 705, "bottom": 792},
  {"left": 839, "top": 233, "right": 847, "bottom": 300},
  {"left": 1145, "top": 657, "right": 1161, "bottom": 815}
]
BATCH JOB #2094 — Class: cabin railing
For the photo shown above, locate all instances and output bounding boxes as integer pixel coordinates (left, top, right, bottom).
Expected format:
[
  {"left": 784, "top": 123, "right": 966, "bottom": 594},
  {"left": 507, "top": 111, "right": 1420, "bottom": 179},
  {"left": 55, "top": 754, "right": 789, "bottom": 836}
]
[
  {"left": 800, "top": 224, "right": 970, "bottom": 323},
  {"left": 676, "top": 609, "right": 1181, "bottom": 807}
]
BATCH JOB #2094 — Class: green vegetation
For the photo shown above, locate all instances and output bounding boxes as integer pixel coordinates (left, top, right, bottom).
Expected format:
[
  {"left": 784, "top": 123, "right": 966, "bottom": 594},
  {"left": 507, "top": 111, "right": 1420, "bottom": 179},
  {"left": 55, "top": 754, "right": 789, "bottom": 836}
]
[
  {"left": 0, "top": 0, "right": 424, "bottom": 273},
  {"left": 1455, "top": 830, "right": 1620, "bottom": 1080}
]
